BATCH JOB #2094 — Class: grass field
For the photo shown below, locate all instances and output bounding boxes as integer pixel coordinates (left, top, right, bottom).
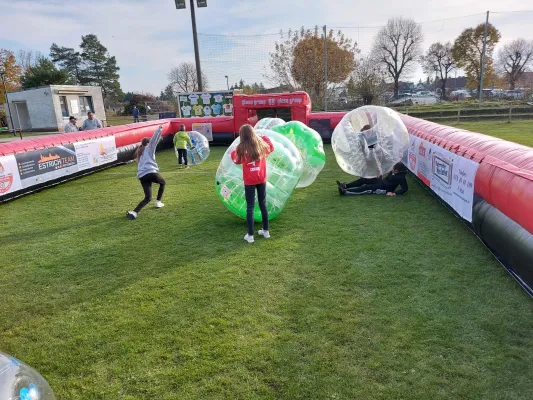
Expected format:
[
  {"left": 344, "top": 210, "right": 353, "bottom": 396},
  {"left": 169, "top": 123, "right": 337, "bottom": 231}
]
[{"left": 2, "top": 126, "right": 533, "bottom": 399}]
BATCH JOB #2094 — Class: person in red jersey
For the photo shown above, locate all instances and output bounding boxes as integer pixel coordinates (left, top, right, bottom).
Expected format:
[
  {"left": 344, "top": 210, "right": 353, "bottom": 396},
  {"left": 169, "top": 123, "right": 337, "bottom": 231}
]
[{"left": 231, "top": 124, "right": 274, "bottom": 243}]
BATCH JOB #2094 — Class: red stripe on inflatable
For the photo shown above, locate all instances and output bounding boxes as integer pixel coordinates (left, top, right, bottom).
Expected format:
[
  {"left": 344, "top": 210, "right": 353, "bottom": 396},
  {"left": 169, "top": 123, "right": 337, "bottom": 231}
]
[{"left": 400, "top": 114, "right": 533, "bottom": 236}]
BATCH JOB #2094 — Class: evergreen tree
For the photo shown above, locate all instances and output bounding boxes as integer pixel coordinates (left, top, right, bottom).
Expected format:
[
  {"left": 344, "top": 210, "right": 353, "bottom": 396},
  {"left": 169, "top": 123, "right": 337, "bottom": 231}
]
[
  {"left": 21, "top": 57, "right": 71, "bottom": 89},
  {"left": 50, "top": 44, "right": 82, "bottom": 83},
  {"left": 50, "top": 35, "right": 123, "bottom": 100}
]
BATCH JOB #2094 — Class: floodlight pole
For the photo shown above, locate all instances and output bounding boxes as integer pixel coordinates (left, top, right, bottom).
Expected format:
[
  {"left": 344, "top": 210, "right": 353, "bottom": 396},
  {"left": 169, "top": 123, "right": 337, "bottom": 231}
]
[
  {"left": 323, "top": 25, "right": 328, "bottom": 112},
  {"left": 225, "top": 75, "right": 229, "bottom": 90},
  {"left": 0, "top": 72, "right": 16, "bottom": 136},
  {"left": 190, "top": 0, "right": 203, "bottom": 91},
  {"left": 479, "top": 11, "right": 490, "bottom": 105}
]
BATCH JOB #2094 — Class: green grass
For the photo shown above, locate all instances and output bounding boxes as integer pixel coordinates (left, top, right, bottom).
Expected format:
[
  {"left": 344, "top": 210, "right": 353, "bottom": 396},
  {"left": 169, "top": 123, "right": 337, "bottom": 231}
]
[
  {"left": 2, "top": 140, "right": 533, "bottom": 399},
  {"left": 443, "top": 120, "right": 533, "bottom": 147}
]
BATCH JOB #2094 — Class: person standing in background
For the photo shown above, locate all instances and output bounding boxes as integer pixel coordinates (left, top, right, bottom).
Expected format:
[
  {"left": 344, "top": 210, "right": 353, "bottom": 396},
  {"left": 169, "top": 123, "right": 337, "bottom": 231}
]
[
  {"left": 82, "top": 112, "right": 102, "bottom": 131},
  {"left": 64, "top": 116, "right": 79, "bottom": 133},
  {"left": 133, "top": 105, "right": 140, "bottom": 123}
]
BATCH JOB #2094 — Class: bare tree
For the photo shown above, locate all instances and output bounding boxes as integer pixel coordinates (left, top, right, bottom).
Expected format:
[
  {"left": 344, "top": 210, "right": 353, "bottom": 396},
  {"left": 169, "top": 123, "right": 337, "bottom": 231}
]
[
  {"left": 347, "top": 55, "right": 387, "bottom": 105},
  {"left": 496, "top": 39, "right": 533, "bottom": 90},
  {"left": 372, "top": 17, "right": 423, "bottom": 98},
  {"left": 16, "top": 50, "right": 42, "bottom": 72},
  {"left": 168, "top": 62, "right": 208, "bottom": 93},
  {"left": 422, "top": 42, "right": 456, "bottom": 99}
]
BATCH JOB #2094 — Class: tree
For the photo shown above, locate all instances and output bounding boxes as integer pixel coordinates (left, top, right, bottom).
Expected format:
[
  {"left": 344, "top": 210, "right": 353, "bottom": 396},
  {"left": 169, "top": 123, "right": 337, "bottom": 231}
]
[
  {"left": 0, "top": 49, "right": 22, "bottom": 104},
  {"left": 21, "top": 57, "right": 71, "bottom": 89},
  {"left": 496, "top": 38, "right": 533, "bottom": 90},
  {"left": 269, "top": 26, "right": 357, "bottom": 106},
  {"left": 17, "top": 50, "right": 42, "bottom": 72},
  {"left": 372, "top": 18, "right": 423, "bottom": 98},
  {"left": 50, "top": 44, "right": 83, "bottom": 83},
  {"left": 79, "top": 34, "right": 122, "bottom": 100},
  {"left": 50, "top": 36, "right": 123, "bottom": 100},
  {"left": 422, "top": 42, "right": 456, "bottom": 99},
  {"left": 452, "top": 23, "right": 501, "bottom": 92},
  {"left": 349, "top": 55, "right": 387, "bottom": 105},
  {"left": 168, "top": 62, "right": 208, "bottom": 93}
]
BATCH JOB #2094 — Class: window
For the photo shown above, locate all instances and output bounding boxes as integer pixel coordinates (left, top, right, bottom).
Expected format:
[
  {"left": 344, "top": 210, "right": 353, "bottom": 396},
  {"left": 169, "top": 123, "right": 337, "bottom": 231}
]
[
  {"left": 59, "top": 96, "right": 69, "bottom": 118},
  {"left": 78, "top": 96, "right": 94, "bottom": 114}
]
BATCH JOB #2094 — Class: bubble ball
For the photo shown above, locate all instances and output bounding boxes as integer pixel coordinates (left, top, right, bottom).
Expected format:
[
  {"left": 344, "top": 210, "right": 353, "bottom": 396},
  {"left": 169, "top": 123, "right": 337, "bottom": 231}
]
[
  {"left": 271, "top": 120, "right": 326, "bottom": 188},
  {"left": 215, "top": 129, "right": 303, "bottom": 221},
  {"left": 0, "top": 352, "right": 56, "bottom": 400},
  {"left": 254, "top": 117, "right": 285, "bottom": 130},
  {"left": 332, "top": 106, "right": 409, "bottom": 178},
  {"left": 175, "top": 131, "right": 210, "bottom": 166}
]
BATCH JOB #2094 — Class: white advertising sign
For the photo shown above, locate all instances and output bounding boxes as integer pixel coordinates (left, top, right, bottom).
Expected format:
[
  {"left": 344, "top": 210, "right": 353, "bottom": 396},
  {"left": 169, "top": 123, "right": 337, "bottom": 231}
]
[
  {"left": 407, "top": 133, "right": 479, "bottom": 222},
  {"left": 74, "top": 136, "right": 118, "bottom": 171},
  {"left": 0, "top": 155, "right": 23, "bottom": 195},
  {"left": 70, "top": 99, "right": 79, "bottom": 115}
]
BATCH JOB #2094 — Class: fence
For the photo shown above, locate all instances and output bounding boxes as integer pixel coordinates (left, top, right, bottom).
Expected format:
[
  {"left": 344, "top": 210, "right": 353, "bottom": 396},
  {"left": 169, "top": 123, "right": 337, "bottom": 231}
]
[{"left": 197, "top": 10, "right": 533, "bottom": 112}]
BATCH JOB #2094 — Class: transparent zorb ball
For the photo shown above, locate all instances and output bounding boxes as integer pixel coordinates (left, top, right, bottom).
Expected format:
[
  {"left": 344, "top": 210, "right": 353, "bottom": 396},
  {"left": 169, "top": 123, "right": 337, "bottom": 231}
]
[
  {"left": 175, "top": 131, "right": 210, "bottom": 166},
  {"left": 332, "top": 106, "right": 409, "bottom": 178},
  {"left": 215, "top": 129, "right": 303, "bottom": 221},
  {"left": 271, "top": 120, "right": 326, "bottom": 188},
  {"left": 0, "top": 352, "right": 56, "bottom": 400},
  {"left": 254, "top": 118, "right": 285, "bottom": 130}
]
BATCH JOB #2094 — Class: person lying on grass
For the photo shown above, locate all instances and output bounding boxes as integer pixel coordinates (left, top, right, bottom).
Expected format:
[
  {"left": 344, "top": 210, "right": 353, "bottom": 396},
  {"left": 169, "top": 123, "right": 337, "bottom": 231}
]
[{"left": 336, "top": 162, "right": 408, "bottom": 196}]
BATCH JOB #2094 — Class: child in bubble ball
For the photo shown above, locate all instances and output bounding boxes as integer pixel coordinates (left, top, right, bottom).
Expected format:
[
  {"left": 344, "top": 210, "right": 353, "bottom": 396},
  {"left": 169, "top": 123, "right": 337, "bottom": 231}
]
[
  {"left": 336, "top": 162, "right": 408, "bottom": 196},
  {"left": 231, "top": 124, "right": 274, "bottom": 243}
]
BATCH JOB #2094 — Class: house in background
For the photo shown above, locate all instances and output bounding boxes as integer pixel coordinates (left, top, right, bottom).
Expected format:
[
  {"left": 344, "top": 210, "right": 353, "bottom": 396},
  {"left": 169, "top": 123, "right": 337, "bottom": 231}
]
[{"left": 2, "top": 85, "right": 106, "bottom": 132}]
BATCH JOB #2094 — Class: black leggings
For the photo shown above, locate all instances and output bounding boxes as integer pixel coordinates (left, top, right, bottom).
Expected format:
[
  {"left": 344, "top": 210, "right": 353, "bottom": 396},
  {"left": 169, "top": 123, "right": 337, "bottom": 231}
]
[
  {"left": 344, "top": 177, "right": 384, "bottom": 195},
  {"left": 177, "top": 148, "right": 188, "bottom": 165},
  {"left": 245, "top": 183, "right": 268, "bottom": 236},
  {"left": 134, "top": 173, "right": 166, "bottom": 213}
]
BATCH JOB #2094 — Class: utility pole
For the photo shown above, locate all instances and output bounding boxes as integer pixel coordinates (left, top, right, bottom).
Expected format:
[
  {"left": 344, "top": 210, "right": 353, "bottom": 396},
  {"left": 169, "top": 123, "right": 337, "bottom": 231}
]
[
  {"left": 175, "top": 0, "right": 203, "bottom": 92},
  {"left": 479, "top": 11, "right": 489, "bottom": 105},
  {"left": 190, "top": 0, "right": 203, "bottom": 91},
  {"left": 0, "top": 72, "right": 16, "bottom": 136},
  {"left": 323, "top": 25, "right": 328, "bottom": 111}
]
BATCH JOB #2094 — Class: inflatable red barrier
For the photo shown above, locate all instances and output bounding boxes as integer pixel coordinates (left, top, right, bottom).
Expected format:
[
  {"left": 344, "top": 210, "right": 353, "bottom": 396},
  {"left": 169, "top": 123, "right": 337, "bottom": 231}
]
[
  {"left": 399, "top": 115, "right": 533, "bottom": 236},
  {"left": 0, "top": 95, "right": 531, "bottom": 294}
]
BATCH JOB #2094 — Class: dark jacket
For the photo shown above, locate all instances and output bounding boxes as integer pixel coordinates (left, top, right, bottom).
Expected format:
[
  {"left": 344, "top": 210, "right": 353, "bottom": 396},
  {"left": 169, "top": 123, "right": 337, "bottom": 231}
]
[{"left": 383, "top": 170, "right": 408, "bottom": 195}]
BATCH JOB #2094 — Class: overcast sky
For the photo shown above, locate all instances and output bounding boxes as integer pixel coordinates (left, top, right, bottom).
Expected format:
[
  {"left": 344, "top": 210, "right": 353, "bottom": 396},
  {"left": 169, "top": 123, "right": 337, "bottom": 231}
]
[{"left": 0, "top": 0, "right": 532, "bottom": 94}]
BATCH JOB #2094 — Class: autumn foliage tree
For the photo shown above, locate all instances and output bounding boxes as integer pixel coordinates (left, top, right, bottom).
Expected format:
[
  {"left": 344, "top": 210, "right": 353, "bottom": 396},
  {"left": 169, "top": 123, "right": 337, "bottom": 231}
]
[
  {"left": 452, "top": 23, "right": 501, "bottom": 92},
  {"left": 269, "top": 26, "right": 357, "bottom": 107},
  {"left": 0, "top": 49, "right": 22, "bottom": 104}
]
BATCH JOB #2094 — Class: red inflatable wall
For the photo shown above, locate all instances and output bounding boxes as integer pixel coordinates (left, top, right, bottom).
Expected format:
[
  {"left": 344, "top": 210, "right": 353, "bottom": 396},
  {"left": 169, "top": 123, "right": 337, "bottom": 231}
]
[{"left": 399, "top": 115, "right": 533, "bottom": 236}]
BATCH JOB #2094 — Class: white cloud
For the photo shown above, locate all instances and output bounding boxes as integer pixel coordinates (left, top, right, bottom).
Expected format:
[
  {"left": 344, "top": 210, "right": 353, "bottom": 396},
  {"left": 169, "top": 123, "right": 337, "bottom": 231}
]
[{"left": 0, "top": 0, "right": 532, "bottom": 93}]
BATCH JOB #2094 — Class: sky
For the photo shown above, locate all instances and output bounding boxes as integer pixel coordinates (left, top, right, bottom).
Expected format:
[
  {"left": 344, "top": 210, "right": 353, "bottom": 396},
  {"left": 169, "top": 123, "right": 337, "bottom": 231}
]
[{"left": 0, "top": 0, "right": 532, "bottom": 95}]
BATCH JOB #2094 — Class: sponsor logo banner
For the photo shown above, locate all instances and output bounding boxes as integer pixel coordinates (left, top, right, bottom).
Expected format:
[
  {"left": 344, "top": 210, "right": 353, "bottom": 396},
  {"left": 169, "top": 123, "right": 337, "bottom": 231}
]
[{"left": 407, "top": 133, "right": 479, "bottom": 222}]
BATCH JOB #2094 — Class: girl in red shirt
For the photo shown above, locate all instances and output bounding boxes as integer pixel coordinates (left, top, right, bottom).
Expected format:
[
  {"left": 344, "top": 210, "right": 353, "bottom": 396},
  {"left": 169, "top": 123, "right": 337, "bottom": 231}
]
[{"left": 231, "top": 124, "right": 275, "bottom": 243}]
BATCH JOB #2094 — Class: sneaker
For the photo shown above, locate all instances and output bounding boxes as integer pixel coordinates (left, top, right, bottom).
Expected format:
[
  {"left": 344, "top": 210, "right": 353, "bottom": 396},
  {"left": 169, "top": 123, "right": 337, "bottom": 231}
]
[
  {"left": 126, "top": 211, "right": 137, "bottom": 220},
  {"left": 335, "top": 180, "right": 346, "bottom": 188},
  {"left": 373, "top": 189, "right": 387, "bottom": 195},
  {"left": 338, "top": 187, "right": 346, "bottom": 196},
  {"left": 185, "top": 166, "right": 190, "bottom": 169},
  {"left": 155, "top": 201, "right": 164, "bottom": 208},
  {"left": 243, "top": 234, "right": 254, "bottom": 243},
  {"left": 258, "top": 229, "right": 270, "bottom": 239}
]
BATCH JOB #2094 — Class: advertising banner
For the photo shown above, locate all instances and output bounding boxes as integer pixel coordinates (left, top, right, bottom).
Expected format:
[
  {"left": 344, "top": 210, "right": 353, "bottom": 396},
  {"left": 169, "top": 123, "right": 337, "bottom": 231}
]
[
  {"left": 74, "top": 136, "right": 118, "bottom": 171},
  {"left": 0, "top": 155, "right": 23, "bottom": 195},
  {"left": 191, "top": 123, "right": 213, "bottom": 141},
  {"left": 407, "top": 133, "right": 479, "bottom": 222},
  {"left": 1, "top": 137, "right": 118, "bottom": 197},
  {"left": 178, "top": 90, "right": 233, "bottom": 118},
  {"left": 15, "top": 144, "right": 78, "bottom": 188}
]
